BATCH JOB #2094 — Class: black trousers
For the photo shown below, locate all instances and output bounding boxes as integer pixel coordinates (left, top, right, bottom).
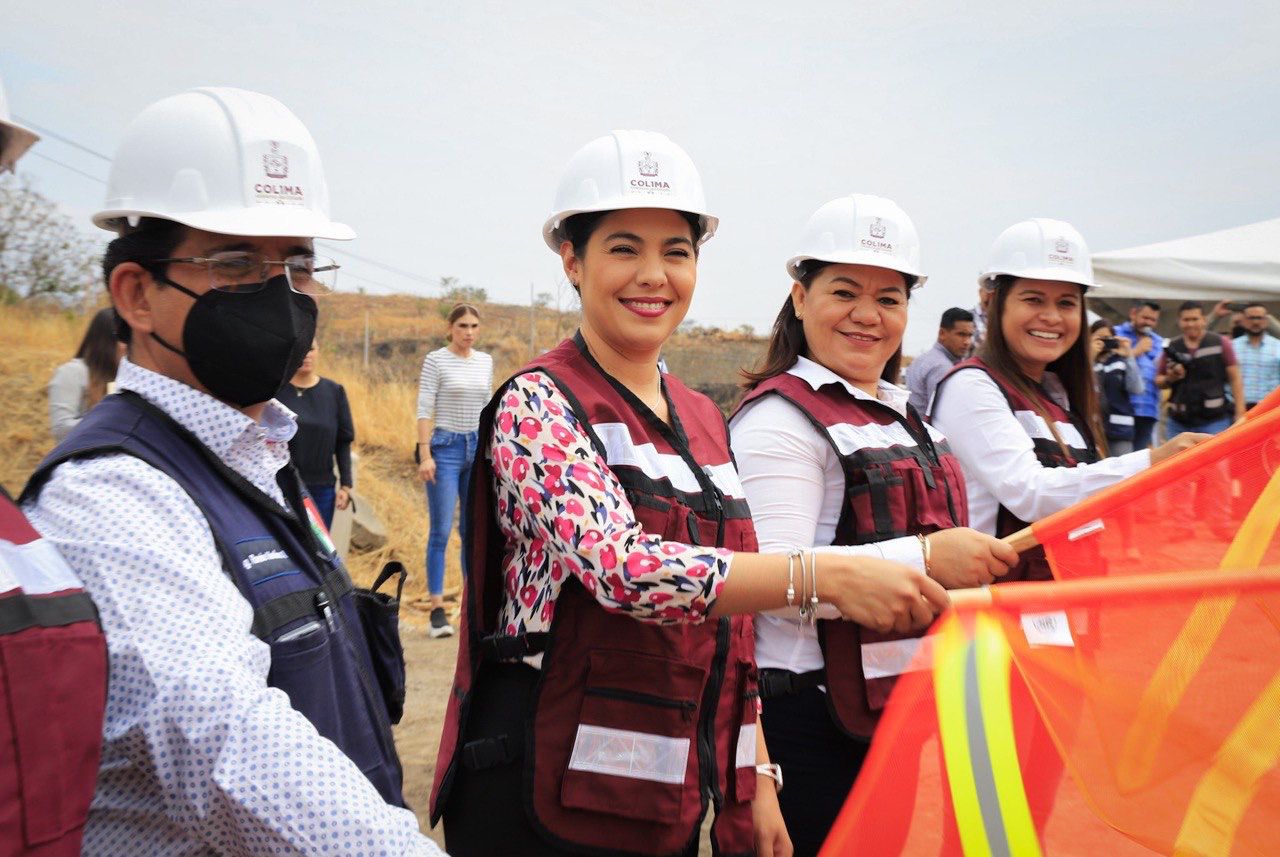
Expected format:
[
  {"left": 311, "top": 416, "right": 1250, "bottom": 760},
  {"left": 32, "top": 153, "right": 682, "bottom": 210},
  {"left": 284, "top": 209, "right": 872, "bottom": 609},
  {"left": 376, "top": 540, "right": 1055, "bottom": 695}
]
[
  {"left": 760, "top": 687, "right": 869, "bottom": 857},
  {"left": 442, "top": 664, "right": 701, "bottom": 857}
]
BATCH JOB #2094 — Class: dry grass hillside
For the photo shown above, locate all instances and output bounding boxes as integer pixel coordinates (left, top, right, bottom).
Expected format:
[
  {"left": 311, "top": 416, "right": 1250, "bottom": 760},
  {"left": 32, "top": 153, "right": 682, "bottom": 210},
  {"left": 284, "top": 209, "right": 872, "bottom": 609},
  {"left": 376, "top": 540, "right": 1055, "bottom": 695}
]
[{"left": 0, "top": 295, "right": 767, "bottom": 602}]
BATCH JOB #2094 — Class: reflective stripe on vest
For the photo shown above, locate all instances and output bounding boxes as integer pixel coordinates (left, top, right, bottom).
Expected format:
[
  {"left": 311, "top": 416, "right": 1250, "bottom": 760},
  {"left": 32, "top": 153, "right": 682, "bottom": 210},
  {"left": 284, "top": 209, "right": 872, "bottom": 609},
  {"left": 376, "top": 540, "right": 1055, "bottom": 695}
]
[
  {"left": 934, "top": 613, "right": 1042, "bottom": 857},
  {"left": 592, "top": 421, "right": 747, "bottom": 500}
]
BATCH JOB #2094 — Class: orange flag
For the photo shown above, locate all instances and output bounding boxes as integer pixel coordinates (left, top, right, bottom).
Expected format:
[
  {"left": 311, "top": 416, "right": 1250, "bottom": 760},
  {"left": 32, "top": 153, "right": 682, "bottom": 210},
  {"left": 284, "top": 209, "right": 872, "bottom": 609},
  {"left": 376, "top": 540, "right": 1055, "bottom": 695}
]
[
  {"left": 822, "top": 571, "right": 1280, "bottom": 856},
  {"left": 1021, "top": 406, "right": 1280, "bottom": 582}
]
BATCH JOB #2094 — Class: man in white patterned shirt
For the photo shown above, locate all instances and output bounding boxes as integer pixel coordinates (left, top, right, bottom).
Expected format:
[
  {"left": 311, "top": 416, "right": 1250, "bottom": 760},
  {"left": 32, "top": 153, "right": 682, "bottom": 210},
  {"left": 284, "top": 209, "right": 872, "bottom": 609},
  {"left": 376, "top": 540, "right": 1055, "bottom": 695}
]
[{"left": 22, "top": 89, "right": 443, "bottom": 856}]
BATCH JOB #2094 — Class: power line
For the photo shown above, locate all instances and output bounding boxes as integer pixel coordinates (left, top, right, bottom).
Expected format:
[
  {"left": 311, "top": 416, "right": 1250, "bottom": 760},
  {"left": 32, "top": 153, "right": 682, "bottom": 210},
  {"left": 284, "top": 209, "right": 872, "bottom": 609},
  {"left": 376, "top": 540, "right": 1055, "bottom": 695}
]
[
  {"left": 14, "top": 116, "right": 112, "bottom": 162},
  {"left": 18, "top": 115, "right": 438, "bottom": 296},
  {"left": 27, "top": 150, "right": 107, "bottom": 185}
]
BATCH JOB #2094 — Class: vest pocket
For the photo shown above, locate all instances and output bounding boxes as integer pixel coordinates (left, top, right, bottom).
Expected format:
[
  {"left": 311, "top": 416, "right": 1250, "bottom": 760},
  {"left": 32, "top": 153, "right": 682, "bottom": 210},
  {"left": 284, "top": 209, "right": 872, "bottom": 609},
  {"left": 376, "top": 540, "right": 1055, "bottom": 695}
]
[
  {"left": 560, "top": 649, "right": 707, "bottom": 823},
  {"left": 847, "top": 464, "right": 904, "bottom": 540},
  {"left": 268, "top": 624, "right": 381, "bottom": 774}
]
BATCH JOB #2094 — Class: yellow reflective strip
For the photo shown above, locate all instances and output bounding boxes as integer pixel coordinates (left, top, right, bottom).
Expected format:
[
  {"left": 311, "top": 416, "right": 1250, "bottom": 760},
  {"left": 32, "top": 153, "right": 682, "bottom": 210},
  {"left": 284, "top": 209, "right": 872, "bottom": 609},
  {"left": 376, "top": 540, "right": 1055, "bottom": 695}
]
[
  {"left": 974, "top": 614, "right": 1043, "bottom": 856},
  {"left": 1117, "top": 466, "right": 1280, "bottom": 790},
  {"left": 934, "top": 615, "right": 991, "bottom": 857},
  {"left": 1173, "top": 667, "right": 1280, "bottom": 856}
]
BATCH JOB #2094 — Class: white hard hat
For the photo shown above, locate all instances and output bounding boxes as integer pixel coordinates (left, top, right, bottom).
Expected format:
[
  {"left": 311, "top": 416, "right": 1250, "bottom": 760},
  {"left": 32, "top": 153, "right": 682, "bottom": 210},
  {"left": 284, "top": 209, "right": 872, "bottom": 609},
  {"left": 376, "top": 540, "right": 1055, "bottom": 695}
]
[
  {"left": 785, "top": 194, "right": 927, "bottom": 287},
  {"left": 0, "top": 74, "right": 40, "bottom": 173},
  {"left": 542, "top": 130, "right": 718, "bottom": 252},
  {"left": 978, "top": 218, "right": 1094, "bottom": 290},
  {"left": 93, "top": 87, "right": 353, "bottom": 240}
]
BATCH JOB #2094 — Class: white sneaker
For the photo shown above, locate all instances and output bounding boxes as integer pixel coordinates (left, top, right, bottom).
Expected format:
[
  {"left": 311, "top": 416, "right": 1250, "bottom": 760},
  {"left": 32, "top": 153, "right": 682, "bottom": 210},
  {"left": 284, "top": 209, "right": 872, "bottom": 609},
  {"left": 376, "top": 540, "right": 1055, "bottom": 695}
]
[{"left": 429, "top": 607, "right": 455, "bottom": 638}]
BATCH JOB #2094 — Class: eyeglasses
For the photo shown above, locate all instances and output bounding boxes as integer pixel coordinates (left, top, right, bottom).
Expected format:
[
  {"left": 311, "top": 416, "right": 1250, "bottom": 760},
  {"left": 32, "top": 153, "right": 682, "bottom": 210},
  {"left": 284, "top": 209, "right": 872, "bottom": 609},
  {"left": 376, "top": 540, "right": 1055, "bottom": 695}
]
[{"left": 152, "top": 252, "right": 340, "bottom": 295}]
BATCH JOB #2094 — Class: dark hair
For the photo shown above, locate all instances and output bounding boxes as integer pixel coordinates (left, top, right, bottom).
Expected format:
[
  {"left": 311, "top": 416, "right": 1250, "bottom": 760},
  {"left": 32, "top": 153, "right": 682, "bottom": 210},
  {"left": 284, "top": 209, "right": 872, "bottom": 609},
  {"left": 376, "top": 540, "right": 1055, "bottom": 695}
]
[
  {"left": 1243, "top": 301, "right": 1267, "bottom": 313},
  {"left": 741, "top": 261, "right": 908, "bottom": 389},
  {"left": 1135, "top": 299, "right": 1161, "bottom": 313},
  {"left": 940, "top": 307, "right": 974, "bottom": 329},
  {"left": 1088, "top": 318, "right": 1113, "bottom": 335},
  {"left": 978, "top": 275, "right": 1105, "bottom": 458},
  {"left": 102, "top": 218, "right": 189, "bottom": 344},
  {"left": 1178, "top": 300, "right": 1204, "bottom": 316},
  {"left": 560, "top": 209, "right": 704, "bottom": 291},
  {"left": 74, "top": 307, "right": 123, "bottom": 407}
]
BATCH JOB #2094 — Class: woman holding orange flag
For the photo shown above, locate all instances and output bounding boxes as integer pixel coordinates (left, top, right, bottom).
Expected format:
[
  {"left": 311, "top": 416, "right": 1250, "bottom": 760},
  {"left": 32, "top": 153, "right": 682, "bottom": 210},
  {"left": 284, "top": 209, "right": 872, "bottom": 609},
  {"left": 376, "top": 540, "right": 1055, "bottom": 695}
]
[
  {"left": 731, "top": 194, "right": 1017, "bottom": 856},
  {"left": 431, "top": 136, "right": 947, "bottom": 856},
  {"left": 932, "top": 218, "right": 1205, "bottom": 583}
]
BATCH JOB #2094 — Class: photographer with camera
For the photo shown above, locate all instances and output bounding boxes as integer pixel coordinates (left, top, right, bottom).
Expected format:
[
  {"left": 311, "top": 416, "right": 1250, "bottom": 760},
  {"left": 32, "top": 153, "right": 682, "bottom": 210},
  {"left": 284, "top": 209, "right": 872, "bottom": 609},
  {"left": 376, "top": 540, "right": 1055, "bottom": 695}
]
[
  {"left": 1114, "top": 300, "right": 1163, "bottom": 450},
  {"left": 1090, "top": 319, "right": 1143, "bottom": 455},
  {"left": 1156, "top": 301, "right": 1246, "bottom": 439}
]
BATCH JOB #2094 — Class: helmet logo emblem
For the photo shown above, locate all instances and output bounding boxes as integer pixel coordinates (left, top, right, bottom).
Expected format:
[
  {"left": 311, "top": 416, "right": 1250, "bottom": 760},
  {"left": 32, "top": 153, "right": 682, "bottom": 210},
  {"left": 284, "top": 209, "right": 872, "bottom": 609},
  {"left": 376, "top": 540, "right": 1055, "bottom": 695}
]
[
  {"left": 869, "top": 217, "right": 887, "bottom": 239},
  {"left": 263, "top": 141, "right": 289, "bottom": 180},
  {"left": 637, "top": 152, "right": 660, "bottom": 177},
  {"left": 1054, "top": 236, "right": 1070, "bottom": 254}
]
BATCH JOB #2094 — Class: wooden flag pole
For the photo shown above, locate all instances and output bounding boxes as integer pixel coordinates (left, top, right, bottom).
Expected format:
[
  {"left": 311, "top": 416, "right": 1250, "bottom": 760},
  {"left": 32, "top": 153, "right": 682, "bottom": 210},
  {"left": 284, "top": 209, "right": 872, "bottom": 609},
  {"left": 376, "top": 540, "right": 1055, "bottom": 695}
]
[{"left": 1001, "top": 526, "right": 1039, "bottom": 553}]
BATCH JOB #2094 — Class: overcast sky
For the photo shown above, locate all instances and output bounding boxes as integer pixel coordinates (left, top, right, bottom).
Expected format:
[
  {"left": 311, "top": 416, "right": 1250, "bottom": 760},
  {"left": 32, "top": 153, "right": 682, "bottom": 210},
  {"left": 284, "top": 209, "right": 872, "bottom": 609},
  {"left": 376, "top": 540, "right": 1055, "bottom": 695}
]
[{"left": 5, "top": 1, "right": 1278, "bottom": 354}]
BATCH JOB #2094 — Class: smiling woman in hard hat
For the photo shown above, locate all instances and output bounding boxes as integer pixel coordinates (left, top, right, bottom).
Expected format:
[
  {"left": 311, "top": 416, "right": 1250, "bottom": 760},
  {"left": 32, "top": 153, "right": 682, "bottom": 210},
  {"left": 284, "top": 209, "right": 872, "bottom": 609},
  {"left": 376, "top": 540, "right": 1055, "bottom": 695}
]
[
  {"left": 729, "top": 195, "right": 1018, "bottom": 857},
  {"left": 20, "top": 88, "right": 443, "bottom": 855},
  {"left": 931, "top": 219, "right": 1205, "bottom": 583},
  {"left": 431, "top": 134, "right": 949, "bottom": 857}
]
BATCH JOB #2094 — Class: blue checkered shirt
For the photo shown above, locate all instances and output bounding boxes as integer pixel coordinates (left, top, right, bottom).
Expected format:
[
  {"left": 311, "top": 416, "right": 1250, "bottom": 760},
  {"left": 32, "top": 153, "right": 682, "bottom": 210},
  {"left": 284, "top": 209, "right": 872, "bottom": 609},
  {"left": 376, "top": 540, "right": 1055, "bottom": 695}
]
[{"left": 1234, "top": 333, "right": 1280, "bottom": 405}]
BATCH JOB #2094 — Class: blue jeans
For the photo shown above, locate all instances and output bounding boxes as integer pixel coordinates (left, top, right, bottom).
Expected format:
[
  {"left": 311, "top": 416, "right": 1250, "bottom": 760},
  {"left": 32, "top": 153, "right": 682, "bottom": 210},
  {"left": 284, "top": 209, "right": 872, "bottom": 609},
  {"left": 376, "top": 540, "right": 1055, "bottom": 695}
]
[
  {"left": 1164, "top": 414, "right": 1232, "bottom": 531},
  {"left": 1165, "top": 413, "right": 1231, "bottom": 440},
  {"left": 425, "top": 429, "right": 478, "bottom": 596},
  {"left": 1132, "top": 416, "right": 1158, "bottom": 451},
  {"left": 307, "top": 483, "right": 337, "bottom": 529}
]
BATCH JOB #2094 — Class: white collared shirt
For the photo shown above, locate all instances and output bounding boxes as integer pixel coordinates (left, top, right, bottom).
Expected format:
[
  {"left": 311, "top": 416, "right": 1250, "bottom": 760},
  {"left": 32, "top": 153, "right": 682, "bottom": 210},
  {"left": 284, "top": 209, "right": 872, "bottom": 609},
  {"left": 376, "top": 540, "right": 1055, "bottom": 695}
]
[
  {"left": 730, "top": 357, "right": 924, "bottom": 674},
  {"left": 24, "top": 359, "right": 441, "bottom": 857},
  {"left": 931, "top": 366, "right": 1149, "bottom": 535}
]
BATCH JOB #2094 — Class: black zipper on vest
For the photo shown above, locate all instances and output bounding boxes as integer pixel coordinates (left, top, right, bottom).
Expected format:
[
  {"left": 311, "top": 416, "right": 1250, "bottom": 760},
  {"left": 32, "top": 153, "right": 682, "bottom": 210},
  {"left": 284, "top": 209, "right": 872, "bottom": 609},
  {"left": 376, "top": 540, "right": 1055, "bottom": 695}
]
[
  {"left": 584, "top": 687, "right": 697, "bottom": 720},
  {"left": 697, "top": 618, "right": 730, "bottom": 810}
]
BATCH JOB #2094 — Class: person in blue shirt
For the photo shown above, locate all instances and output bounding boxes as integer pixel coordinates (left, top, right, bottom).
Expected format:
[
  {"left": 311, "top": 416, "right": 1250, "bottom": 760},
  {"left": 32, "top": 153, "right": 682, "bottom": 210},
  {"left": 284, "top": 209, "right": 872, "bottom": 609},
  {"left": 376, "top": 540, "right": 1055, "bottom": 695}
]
[
  {"left": 905, "top": 306, "right": 975, "bottom": 416},
  {"left": 1233, "top": 302, "right": 1280, "bottom": 410},
  {"left": 1113, "top": 300, "right": 1163, "bottom": 450}
]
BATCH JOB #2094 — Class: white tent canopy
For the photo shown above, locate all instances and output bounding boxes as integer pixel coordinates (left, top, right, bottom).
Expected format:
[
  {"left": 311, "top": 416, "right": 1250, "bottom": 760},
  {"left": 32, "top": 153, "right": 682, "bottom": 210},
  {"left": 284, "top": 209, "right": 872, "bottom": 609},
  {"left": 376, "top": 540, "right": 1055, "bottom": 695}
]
[{"left": 1092, "top": 217, "right": 1280, "bottom": 300}]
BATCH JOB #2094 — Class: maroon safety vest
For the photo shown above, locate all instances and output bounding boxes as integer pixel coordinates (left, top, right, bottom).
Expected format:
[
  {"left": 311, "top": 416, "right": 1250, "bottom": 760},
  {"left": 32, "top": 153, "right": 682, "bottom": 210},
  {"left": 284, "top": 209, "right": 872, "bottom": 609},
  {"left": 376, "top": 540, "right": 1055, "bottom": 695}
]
[
  {"left": 432, "top": 334, "right": 759, "bottom": 857},
  {"left": 0, "top": 490, "right": 107, "bottom": 856},
  {"left": 736, "top": 371, "right": 967, "bottom": 738},
  {"left": 934, "top": 358, "right": 1100, "bottom": 582}
]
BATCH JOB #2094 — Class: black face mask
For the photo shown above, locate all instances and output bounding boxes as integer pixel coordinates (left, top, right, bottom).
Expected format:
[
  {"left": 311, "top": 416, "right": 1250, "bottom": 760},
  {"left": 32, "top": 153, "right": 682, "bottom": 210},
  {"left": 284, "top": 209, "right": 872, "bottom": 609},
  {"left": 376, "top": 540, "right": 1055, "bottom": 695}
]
[{"left": 150, "top": 273, "right": 318, "bottom": 407}]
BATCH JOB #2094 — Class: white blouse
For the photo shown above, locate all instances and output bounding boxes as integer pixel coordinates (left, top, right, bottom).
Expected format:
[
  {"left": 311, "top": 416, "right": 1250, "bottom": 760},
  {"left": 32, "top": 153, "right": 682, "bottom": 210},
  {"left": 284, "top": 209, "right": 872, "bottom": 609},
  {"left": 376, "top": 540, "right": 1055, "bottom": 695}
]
[
  {"left": 729, "top": 357, "right": 923, "bottom": 674},
  {"left": 930, "top": 366, "right": 1149, "bottom": 536}
]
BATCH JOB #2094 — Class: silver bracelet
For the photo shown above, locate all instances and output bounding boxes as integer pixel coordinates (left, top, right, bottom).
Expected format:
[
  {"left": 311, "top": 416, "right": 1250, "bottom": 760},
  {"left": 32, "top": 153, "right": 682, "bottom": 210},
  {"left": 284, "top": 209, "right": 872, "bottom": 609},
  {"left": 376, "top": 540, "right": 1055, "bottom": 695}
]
[
  {"left": 796, "top": 551, "right": 810, "bottom": 621},
  {"left": 808, "top": 551, "right": 820, "bottom": 620},
  {"left": 785, "top": 550, "right": 798, "bottom": 608}
]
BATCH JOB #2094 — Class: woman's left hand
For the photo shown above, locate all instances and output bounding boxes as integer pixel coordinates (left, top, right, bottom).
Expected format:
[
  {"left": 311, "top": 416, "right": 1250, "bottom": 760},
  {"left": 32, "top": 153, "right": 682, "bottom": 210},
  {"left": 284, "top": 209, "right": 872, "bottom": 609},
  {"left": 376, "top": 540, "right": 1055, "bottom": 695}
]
[
  {"left": 336, "top": 487, "right": 352, "bottom": 511},
  {"left": 753, "top": 779, "right": 793, "bottom": 857}
]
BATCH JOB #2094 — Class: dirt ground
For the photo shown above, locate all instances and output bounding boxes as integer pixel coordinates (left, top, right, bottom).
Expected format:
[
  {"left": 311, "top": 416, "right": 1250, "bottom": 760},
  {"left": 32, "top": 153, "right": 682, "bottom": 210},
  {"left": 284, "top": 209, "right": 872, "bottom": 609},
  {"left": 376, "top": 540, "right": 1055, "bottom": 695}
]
[{"left": 394, "top": 608, "right": 459, "bottom": 851}]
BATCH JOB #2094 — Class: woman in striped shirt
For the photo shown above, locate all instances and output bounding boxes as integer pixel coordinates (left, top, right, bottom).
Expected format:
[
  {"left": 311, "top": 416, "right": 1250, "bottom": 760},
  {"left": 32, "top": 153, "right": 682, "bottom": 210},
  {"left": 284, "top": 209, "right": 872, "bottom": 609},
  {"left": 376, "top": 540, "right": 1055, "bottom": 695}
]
[{"left": 416, "top": 303, "right": 494, "bottom": 637}]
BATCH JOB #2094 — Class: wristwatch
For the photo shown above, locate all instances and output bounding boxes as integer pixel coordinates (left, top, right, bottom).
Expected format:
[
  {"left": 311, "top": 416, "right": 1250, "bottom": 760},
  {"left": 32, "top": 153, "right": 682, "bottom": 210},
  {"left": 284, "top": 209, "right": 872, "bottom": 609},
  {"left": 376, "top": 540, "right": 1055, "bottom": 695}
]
[{"left": 755, "top": 762, "right": 783, "bottom": 793}]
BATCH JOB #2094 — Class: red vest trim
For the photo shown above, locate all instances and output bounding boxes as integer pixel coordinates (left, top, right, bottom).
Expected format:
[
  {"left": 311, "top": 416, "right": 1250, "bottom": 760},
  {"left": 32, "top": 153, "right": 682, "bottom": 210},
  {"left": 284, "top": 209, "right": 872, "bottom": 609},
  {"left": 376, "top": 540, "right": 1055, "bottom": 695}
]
[
  {"left": 934, "top": 358, "right": 1100, "bottom": 582},
  {"left": 0, "top": 491, "right": 107, "bottom": 856},
  {"left": 433, "top": 335, "right": 758, "bottom": 856},
  {"left": 736, "top": 371, "right": 967, "bottom": 738}
]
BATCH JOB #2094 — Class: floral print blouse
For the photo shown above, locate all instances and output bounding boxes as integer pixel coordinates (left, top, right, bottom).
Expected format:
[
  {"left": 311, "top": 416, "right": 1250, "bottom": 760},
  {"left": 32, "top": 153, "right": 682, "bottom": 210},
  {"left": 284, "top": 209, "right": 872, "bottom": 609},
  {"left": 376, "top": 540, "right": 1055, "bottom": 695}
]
[{"left": 491, "top": 371, "right": 734, "bottom": 640}]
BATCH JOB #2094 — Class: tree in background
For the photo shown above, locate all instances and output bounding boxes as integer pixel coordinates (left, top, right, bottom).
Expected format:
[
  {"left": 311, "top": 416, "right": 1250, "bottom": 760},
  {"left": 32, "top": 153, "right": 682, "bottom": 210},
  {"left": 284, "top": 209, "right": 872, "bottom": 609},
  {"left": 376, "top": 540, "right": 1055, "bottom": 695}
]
[
  {"left": 437, "top": 275, "right": 487, "bottom": 310},
  {"left": 0, "top": 174, "right": 100, "bottom": 304}
]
